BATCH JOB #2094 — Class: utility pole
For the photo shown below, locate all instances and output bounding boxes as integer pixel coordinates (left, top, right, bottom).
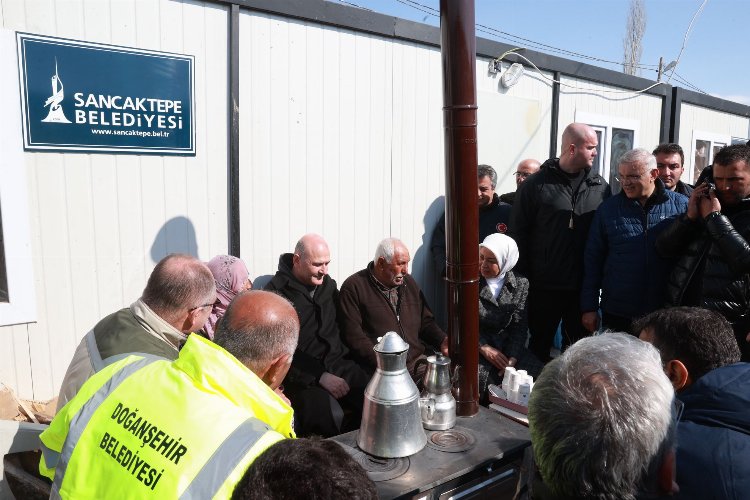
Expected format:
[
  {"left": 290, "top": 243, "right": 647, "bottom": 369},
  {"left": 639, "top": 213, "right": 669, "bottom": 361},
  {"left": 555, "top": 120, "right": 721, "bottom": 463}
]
[{"left": 657, "top": 56, "right": 664, "bottom": 82}]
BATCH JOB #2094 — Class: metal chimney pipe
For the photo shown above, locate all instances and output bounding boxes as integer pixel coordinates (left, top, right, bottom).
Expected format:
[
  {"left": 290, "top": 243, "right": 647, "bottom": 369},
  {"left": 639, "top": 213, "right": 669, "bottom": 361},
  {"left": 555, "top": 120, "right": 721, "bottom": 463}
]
[{"left": 440, "top": 0, "right": 479, "bottom": 416}]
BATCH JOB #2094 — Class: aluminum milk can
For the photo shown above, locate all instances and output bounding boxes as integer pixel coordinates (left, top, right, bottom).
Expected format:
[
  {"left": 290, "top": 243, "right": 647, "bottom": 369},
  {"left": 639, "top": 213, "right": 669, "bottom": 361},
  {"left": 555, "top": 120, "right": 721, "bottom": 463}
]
[{"left": 357, "top": 332, "right": 427, "bottom": 458}]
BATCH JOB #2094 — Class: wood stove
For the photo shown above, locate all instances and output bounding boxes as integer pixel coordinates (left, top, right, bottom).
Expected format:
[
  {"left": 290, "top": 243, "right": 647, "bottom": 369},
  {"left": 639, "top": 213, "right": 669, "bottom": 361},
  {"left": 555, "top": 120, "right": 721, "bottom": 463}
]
[{"left": 332, "top": 407, "right": 530, "bottom": 499}]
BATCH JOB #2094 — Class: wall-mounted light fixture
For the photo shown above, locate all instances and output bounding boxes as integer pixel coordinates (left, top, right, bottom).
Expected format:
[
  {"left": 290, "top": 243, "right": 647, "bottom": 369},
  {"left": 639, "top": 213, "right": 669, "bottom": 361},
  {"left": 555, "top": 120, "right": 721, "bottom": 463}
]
[{"left": 500, "top": 62, "right": 524, "bottom": 88}]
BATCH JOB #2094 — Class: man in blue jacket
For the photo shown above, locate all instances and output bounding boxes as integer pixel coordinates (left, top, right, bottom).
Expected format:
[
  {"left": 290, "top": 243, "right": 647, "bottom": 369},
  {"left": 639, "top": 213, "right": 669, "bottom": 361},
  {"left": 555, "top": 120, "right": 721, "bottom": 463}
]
[
  {"left": 581, "top": 148, "right": 687, "bottom": 334},
  {"left": 636, "top": 307, "right": 749, "bottom": 499}
]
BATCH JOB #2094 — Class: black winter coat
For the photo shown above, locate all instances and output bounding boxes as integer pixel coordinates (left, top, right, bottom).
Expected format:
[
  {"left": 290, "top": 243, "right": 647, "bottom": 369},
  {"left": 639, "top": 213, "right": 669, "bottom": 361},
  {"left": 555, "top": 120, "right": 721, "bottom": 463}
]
[
  {"left": 657, "top": 198, "right": 750, "bottom": 325},
  {"left": 509, "top": 159, "right": 611, "bottom": 291},
  {"left": 265, "top": 254, "right": 369, "bottom": 389},
  {"left": 431, "top": 193, "right": 511, "bottom": 276}
]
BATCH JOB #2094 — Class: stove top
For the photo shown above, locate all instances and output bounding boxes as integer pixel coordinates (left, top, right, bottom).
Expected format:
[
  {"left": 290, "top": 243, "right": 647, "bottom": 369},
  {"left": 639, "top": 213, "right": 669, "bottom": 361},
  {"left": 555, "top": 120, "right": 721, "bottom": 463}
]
[
  {"left": 332, "top": 406, "right": 530, "bottom": 499},
  {"left": 339, "top": 444, "right": 411, "bottom": 482},
  {"left": 426, "top": 426, "right": 476, "bottom": 453}
]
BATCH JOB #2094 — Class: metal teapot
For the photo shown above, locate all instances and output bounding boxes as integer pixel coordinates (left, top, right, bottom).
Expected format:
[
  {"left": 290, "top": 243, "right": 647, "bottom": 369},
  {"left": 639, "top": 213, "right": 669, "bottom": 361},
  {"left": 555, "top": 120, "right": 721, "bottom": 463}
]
[
  {"left": 418, "top": 354, "right": 457, "bottom": 430},
  {"left": 358, "top": 332, "right": 427, "bottom": 458}
]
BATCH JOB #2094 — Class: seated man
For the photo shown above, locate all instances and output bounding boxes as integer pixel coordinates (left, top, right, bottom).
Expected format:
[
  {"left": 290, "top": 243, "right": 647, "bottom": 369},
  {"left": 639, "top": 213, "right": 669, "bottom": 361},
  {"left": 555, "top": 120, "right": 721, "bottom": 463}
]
[
  {"left": 231, "top": 438, "right": 377, "bottom": 500},
  {"left": 57, "top": 253, "right": 216, "bottom": 410},
  {"left": 635, "top": 307, "right": 749, "bottom": 498},
  {"left": 528, "top": 332, "right": 678, "bottom": 499},
  {"left": 339, "top": 238, "right": 447, "bottom": 377},
  {"left": 40, "top": 291, "right": 298, "bottom": 499},
  {"left": 265, "top": 233, "right": 369, "bottom": 437}
]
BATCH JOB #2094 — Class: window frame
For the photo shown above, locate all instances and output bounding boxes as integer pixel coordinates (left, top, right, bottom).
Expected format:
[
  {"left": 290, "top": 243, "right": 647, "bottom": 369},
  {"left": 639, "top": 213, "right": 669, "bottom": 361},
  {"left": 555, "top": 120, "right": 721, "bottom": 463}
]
[{"left": 0, "top": 29, "right": 37, "bottom": 326}]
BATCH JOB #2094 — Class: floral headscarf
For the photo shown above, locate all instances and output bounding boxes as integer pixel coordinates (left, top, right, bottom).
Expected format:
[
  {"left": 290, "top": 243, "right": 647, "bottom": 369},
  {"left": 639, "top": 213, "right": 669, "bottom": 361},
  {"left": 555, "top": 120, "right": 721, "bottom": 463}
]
[{"left": 203, "top": 255, "right": 251, "bottom": 339}]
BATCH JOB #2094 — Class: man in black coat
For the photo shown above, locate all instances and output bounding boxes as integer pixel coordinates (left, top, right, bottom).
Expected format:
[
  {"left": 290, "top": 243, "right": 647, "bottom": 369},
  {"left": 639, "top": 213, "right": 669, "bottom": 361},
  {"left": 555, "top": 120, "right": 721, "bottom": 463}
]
[
  {"left": 499, "top": 158, "right": 541, "bottom": 205},
  {"left": 265, "top": 233, "right": 369, "bottom": 437},
  {"left": 657, "top": 144, "right": 750, "bottom": 360},
  {"left": 431, "top": 164, "right": 512, "bottom": 278},
  {"left": 509, "top": 123, "right": 611, "bottom": 362}
]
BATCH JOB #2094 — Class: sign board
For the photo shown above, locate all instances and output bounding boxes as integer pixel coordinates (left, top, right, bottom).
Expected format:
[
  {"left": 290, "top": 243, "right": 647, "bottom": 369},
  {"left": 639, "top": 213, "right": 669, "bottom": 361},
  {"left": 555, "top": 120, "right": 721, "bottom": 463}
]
[{"left": 16, "top": 33, "right": 195, "bottom": 155}]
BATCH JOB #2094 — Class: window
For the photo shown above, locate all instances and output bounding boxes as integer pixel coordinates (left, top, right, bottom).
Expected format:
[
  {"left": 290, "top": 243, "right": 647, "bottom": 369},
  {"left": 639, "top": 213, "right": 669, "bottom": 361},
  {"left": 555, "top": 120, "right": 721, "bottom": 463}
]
[
  {"left": 590, "top": 125, "right": 606, "bottom": 177},
  {"left": 0, "top": 29, "right": 37, "bottom": 325},
  {"left": 576, "top": 112, "right": 639, "bottom": 195},
  {"left": 691, "top": 131, "right": 731, "bottom": 184}
]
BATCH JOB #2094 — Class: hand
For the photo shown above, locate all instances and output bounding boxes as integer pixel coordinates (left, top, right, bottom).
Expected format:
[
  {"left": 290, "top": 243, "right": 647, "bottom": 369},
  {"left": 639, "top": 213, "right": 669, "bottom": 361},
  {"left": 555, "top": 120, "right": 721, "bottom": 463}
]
[
  {"left": 698, "top": 185, "right": 721, "bottom": 219},
  {"left": 581, "top": 311, "right": 600, "bottom": 333},
  {"left": 274, "top": 387, "right": 291, "bottom": 406},
  {"left": 686, "top": 183, "right": 704, "bottom": 221},
  {"left": 688, "top": 182, "right": 721, "bottom": 220},
  {"left": 479, "top": 345, "right": 511, "bottom": 371},
  {"left": 319, "top": 372, "right": 350, "bottom": 399},
  {"left": 440, "top": 336, "right": 449, "bottom": 356}
]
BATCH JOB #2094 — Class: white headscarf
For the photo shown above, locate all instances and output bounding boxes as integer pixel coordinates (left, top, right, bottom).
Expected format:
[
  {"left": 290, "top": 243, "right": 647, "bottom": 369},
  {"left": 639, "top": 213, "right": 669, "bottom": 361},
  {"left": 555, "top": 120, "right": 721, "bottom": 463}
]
[{"left": 479, "top": 233, "right": 519, "bottom": 299}]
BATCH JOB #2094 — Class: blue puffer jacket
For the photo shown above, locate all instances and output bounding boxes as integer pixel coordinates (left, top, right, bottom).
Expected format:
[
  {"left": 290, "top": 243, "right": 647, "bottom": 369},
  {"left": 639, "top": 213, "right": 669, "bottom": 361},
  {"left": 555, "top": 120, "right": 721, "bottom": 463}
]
[
  {"left": 676, "top": 363, "right": 750, "bottom": 499},
  {"left": 581, "top": 181, "right": 687, "bottom": 318}
]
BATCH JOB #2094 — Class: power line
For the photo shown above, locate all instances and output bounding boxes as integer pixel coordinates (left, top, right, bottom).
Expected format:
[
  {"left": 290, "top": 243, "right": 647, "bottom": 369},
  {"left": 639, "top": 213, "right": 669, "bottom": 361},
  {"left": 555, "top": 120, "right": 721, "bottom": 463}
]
[
  {"left": 664, "top": 0, "right": 709, "bottom": 85},
  {"left": 375, "top": 0, "right": 712, "bottom": 97},
  {"left": 672, "top": 72, "right": 708, "bottom": 94},
  {"left": 395, "top": 0, "right": 658, "bottom": 71}
]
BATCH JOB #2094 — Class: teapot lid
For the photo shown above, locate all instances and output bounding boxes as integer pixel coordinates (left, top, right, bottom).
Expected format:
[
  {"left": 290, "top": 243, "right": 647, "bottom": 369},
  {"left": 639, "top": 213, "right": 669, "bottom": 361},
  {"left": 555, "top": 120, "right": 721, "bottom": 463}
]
[
  {"left": 374, "top": 331, "right": 409, "bottom": 353},
  {"left": 430, "top": 354, "right": 451, "bottom": 366}
]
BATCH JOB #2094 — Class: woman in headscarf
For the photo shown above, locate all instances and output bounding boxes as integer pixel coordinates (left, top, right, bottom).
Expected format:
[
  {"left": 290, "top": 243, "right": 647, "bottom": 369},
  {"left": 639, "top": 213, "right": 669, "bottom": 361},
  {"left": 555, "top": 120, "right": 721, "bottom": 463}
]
[
  {"left": 478, "top": 233, "right": 542, "bottom": 392},
  {"left": 203, "top": 255, "right": 252, "bottom": 339}
]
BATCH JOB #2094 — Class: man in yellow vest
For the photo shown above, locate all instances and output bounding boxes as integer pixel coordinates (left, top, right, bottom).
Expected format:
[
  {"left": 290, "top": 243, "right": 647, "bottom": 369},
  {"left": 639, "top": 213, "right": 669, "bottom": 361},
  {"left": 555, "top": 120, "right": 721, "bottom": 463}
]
[{"left": 40, "top": 290, "right": 299, "bottom": 499}]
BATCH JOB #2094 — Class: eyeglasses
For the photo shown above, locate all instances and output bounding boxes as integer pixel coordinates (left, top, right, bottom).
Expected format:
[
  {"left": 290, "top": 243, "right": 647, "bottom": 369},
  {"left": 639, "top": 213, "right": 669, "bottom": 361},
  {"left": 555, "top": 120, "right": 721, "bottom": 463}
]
[
  {"left": 615, "top": 173, "right": 647, "bottom": 184},
  {"left": 514, "top": 171, "right": 532, "bottom": 179},
  {"left": 189, "top": 303, "right": 214, "bottom": 312}
]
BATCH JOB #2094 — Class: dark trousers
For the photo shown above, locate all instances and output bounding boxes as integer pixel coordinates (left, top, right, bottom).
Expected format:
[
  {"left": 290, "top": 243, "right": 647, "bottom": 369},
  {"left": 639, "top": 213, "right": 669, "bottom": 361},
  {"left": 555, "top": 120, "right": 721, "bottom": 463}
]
[
  {"left": 602, "top": 311, "right": 634, "bottom": 335},
  {"left": 286, "top": 385, "right": 365, "bottom": 438},
  {"left": 528, "top": 288, "right": 587, "bottom": 362}
]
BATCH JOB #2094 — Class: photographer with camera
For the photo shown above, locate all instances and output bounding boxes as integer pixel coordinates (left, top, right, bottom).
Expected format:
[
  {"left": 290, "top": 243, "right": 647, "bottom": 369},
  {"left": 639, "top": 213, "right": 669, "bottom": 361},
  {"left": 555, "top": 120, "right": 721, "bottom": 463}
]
[{"left": 656, "top": 143, "right": 750, "bottom": 360}]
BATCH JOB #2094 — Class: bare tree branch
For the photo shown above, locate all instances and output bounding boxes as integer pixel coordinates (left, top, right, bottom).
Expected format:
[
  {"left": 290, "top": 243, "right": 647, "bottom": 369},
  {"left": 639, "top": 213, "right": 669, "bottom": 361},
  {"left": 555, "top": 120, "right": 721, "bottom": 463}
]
[{"left": 622, "top": 0, "right": 646, "bottom": 76}]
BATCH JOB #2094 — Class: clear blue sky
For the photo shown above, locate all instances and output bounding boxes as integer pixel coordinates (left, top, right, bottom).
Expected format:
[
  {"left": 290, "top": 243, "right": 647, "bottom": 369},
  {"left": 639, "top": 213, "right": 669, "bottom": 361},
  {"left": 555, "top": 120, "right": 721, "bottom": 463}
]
[{"left": 333, "top": 0, "right": 749, "bottom": 105}]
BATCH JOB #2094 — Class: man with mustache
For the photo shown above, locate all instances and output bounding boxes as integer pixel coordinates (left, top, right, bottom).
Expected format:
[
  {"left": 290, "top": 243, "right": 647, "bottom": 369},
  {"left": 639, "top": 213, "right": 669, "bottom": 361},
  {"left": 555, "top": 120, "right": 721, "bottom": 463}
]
[
  {"left": 339, "top": 238, "right": 448, "bottom": 378},
  {"left": 657, "top": 143, "right": 750, "bottom": 360}
]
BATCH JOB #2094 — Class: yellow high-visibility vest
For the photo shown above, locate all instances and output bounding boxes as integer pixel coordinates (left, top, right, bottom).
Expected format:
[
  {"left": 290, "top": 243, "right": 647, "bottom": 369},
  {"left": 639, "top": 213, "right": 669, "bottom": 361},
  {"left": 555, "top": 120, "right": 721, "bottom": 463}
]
[{"left": 40, "top": 335, "right": 296, "bottom": 499}]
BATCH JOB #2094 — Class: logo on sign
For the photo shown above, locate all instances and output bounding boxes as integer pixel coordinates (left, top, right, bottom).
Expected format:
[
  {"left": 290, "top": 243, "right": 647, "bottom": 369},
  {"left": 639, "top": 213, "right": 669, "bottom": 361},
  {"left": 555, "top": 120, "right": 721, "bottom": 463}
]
[
  {"left": 17, "top": 33, "right": 195, "bottom": 155},
  {"left": 42, "top": 59, "right": 71, "bottom": 124}
]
